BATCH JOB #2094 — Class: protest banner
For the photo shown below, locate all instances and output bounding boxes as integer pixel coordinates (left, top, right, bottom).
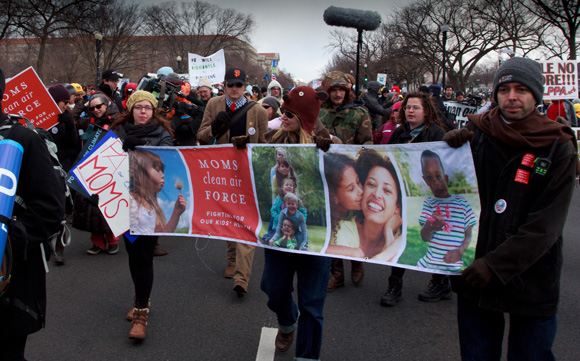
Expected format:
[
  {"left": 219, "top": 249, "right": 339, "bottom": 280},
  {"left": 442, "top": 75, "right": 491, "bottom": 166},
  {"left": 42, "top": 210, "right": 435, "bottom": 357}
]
[
  {"left": 70, "top": 131, "right": 130, "bottom": 237},
  {"left": 2, "top": 67, "right": 61, "bottom": 129},
  {"left": 129, "top": 142, "right": 480, "bottom": 276},
  {"left": 187, "top": 49, "right": 226, "bottom": 85},
  {"left": 0, "top": 139, "right": 23, "bottom": 282},
  {"left": 541, "top": 60, "right": 578, "bottom": 100},
  {"left": 443, "top": 101, "right": 478, "bottom": 128}
]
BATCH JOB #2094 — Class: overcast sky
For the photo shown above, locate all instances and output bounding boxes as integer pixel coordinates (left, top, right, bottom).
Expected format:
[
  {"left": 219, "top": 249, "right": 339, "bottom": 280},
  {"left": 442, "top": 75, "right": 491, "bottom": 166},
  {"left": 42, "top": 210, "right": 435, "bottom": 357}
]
[{"left": 153, "top": 0, "right": 404, "bottom": 82}]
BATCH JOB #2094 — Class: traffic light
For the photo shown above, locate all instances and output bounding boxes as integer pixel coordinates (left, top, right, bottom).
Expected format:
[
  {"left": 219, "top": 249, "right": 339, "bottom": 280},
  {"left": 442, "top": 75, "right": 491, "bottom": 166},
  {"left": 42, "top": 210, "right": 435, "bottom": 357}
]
[{"left": 364, "top": 76, "right": 368, "bottom": 82}]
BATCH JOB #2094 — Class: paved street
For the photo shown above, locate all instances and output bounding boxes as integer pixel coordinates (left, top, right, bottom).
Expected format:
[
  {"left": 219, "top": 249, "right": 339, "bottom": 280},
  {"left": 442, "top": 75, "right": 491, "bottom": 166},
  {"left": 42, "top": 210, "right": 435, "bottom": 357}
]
[{"left": 25, "top": 189, "right": 580, "bottom": 360}]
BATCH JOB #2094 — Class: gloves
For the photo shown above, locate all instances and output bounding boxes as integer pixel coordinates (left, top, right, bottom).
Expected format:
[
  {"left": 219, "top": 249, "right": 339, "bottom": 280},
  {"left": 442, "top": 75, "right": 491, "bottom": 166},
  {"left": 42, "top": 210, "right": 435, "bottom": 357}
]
[
  {"left": 462, "top": 258, "right": 494, "bottom": 289},
  {"left": 58, "top": 112, "right": 74, "bottom": 127},
  {"left": 443, "top": 128, "right": 474, "bottom": 148},
  {"left": 122, "top": 136, "right": 147, "bottom": 152},
  {"left": 314, "top": 136, "right": 332, "bottom": 152},
  {"left": 232, "top": 135, "right": 250, "bottom": 149},
  {"left": 211, "top": 111, "right": 231, "bottom": 138},
  {"left": 88, "top": 193, "right": 100, "bottom": 206},
  {"left": 174, "top": 101, "right": 198, "bottom": 117}
]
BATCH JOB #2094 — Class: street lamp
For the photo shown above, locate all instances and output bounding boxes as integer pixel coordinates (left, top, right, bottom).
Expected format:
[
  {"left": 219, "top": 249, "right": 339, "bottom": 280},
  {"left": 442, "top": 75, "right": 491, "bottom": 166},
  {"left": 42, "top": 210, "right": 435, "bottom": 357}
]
[
  {"left": 176, "top": 56, "right": 182, "bottom": 74},
  {"left": 94, "top": 32, "right": 103, "bottom": 86},
  {"left": 440, "top": 24, "right": 450, "bottom": 87}
]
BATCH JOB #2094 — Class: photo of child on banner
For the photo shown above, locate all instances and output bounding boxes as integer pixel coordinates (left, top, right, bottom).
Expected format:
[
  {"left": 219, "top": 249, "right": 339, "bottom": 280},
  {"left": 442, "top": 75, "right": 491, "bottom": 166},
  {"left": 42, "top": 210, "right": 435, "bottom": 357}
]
[
  {"left": 323, "top": 147, "right": 405, "bottom": 263},
  {"left": 252, "top": 145, "right": 324, "bottom": 252},
  {"left": 128, "top": 148, "right": 189, "bottom": 235},
  {"left": 393, "top": 142, "right": 480, "bottom": 274}
]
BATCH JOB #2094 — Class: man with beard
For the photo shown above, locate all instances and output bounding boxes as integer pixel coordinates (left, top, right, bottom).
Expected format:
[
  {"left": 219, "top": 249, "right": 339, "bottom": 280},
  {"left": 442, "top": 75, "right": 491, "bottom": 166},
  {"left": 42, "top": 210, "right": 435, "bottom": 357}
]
[{"left": 444, "top": 57, "right": 577, "bottom": 360}]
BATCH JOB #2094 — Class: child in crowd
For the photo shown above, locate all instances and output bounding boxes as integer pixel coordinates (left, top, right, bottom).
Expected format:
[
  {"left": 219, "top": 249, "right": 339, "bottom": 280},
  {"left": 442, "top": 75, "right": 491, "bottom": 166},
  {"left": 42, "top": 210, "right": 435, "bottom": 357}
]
[
  {"left": 418, "top": 150, "right": 476, "bottom": 272},
  {"left": 130, "top": 149, "right": 186, "bottom": 234},
  {"left": 269, "top": 192, "right": 308, "bottom": 250},
  {"left": 273, "top": 219, "right": 298, "bottom": 250}
]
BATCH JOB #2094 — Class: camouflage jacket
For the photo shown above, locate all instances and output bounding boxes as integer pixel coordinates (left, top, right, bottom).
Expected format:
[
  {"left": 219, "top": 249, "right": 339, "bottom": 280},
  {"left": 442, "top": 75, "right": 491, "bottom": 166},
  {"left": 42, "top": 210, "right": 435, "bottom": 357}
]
[{"left": 319, "top": 100, "right": 373, "bottom": 145}]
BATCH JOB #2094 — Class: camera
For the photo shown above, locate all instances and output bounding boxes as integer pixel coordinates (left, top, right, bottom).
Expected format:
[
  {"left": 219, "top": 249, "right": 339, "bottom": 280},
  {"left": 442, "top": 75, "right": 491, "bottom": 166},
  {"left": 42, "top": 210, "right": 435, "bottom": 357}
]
[{"left": 136, "top": 75, "right": 198, "bottom": 116}]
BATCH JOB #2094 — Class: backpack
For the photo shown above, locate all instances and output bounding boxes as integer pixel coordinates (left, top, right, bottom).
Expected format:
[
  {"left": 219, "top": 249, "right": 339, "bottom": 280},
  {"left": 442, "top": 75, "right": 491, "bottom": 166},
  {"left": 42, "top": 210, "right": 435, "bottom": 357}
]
[
  {"left": 0, "top": 215, "right": 27, "bottom": 297},
  {"left": 0, "top": 115, "right": 71, "bottom": 261}
]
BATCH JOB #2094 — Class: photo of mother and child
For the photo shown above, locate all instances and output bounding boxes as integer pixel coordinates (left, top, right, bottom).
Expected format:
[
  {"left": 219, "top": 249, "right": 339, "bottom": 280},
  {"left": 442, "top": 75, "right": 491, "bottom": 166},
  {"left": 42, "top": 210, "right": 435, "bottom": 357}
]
[{"left": 324, "top": 148, "right": 405, "bottom": 263}]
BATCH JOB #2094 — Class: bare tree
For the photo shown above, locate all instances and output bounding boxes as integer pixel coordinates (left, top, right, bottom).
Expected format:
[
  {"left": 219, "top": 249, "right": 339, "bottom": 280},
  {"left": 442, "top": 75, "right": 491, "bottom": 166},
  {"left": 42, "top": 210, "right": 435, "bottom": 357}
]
[
  {"left": 519, "top": 0, "right": 580, "bottom": 60},
  {"left": 0, "top": 0, "right": 18, "bottom": 40},
  {"left": 142, "top": 0, "right": 255, "bottom": 62},
  {"left": 10, "top": 0, "right": 107, "bottom": 78}
]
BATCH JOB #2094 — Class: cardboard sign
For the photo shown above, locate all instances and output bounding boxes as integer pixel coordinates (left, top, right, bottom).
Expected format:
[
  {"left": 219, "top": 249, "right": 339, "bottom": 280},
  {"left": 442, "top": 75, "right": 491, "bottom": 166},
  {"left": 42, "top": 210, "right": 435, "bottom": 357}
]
[
  {"left": 71, "top": 131, "right": 130, "bottom": 237},
  {"left": 541, "top": 60, "right": 578, "bottom": 100},
  {"left": 443, "top": 101, "right": 478, "bottom": 128},
  {"left": 2, "top": 67, "right": 61, "bottom": 129},
  {"left": 187, "top": 49, "right": 226, "bottom": 85}
]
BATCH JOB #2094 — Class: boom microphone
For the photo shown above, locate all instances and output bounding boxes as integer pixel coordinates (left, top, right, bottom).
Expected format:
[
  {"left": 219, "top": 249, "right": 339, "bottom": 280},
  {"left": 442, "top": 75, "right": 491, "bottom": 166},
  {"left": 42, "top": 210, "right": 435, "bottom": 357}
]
[{"left": 323, "top": 6, "right": 381, "bottom": 31}]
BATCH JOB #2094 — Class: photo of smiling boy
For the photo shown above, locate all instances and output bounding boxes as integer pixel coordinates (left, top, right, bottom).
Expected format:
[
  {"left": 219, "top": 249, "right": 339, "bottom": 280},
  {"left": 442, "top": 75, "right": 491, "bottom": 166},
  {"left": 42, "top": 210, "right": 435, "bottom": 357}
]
[
  {"left": 273, "top": 219, "right": 298, "bottom": 250},
  {"left": 417, "top": 150, "right": 476, "bottom": 272}
]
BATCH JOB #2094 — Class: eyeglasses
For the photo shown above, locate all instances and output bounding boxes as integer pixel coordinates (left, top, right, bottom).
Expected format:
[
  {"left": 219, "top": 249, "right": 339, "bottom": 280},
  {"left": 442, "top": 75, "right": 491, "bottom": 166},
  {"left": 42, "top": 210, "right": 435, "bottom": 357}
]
[
  {"left": 404, "top": 106, "right": 423, "bottom": 112},
  {"left": 282, "top": 109, "right": 296, "bottom": 119},
  {"left": 227, "top": 82, "right": 244, "bottom": 88},
  {"left": 134, "top": 105, "right": 154, "bottom": 111},
  {"left": 262, "top": 105, "right": 271, "bottom": 109},
  {"left": 89, "top": 103, "right": 105, "bottom": 111}
]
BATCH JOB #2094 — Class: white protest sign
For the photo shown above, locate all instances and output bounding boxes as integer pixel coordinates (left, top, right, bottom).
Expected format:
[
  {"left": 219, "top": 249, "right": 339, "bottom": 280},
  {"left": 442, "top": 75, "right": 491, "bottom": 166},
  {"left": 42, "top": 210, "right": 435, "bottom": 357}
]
[
  {"left": 188, "top": 49, "right": 226, "bottom": 85},
  {"left": 541, "top": 60, "right": 578, "bottom": 100},
  {"left": 72, "top": 133, "right": 130, "bottom": 237},
  {"left": 444, "top": 101, "right": 478, "bottom": 128},
  {"left": 377, "top": 73, "right": 387, "bottom": 85}
]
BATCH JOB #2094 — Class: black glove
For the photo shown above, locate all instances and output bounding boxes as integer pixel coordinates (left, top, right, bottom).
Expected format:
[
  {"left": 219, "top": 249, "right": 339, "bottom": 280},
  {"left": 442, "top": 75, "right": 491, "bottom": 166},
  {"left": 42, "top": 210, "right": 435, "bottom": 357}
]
[
  {"left": 58, "top": 112, "right": 74, "bottom": 127},
  {"left": 232, "top": 135, "right": 250, "bottom": 149},
  {"left": 88, "top": 193, "right": 100, "bottom": 206},
  {"left": 462, "top": 258, "right": 494, "bottom": 289},
  {"left": 174, "top": 101, "right": 198, "bottom": 117},
  {"left": 122, "top": 136, "right": 147, "bottom": 152},
  {"left": 314, "top": 136, "right": 332, "bottom": 152},
  {"left": 211, "top": 111, "right": 231, "bottom": 138},
  {"left": 443, "top": 128, "right": 474, "bottom": 148}
]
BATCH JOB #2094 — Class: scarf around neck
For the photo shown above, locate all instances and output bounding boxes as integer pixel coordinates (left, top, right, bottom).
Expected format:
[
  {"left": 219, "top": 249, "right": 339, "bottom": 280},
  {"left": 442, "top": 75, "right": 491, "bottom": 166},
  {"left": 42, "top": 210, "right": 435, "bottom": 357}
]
[
  {"left": 122, "top": 119, "right": 161, "bottom": 139},
  {"left": 468, "top": 107, "right": 574, "bottom": 148}
]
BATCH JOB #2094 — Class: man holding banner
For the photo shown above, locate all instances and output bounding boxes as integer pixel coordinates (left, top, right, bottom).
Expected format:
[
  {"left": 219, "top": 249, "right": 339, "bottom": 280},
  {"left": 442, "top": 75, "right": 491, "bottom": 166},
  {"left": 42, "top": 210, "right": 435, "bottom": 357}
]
[
  {"left": 445, "top": 57, "right": 577, "bottom": 361},
  {"left": 0, "top": 68, "right": 66, "bottom": 361},
  {"left": 197, "top": 66, "right": 268, "bottom": 296}
]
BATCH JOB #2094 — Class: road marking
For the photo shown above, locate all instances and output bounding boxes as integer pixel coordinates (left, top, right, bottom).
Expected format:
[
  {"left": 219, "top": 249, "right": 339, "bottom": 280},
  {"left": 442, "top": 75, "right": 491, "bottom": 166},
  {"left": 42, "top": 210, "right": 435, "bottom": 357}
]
[{"left": 256, "top": 327, "right": 277, "bottom": 361}]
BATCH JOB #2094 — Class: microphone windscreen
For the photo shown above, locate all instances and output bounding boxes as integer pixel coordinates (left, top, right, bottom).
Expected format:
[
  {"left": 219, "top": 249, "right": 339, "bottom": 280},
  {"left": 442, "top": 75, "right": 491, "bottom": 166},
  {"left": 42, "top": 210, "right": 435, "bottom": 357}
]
[{"left": 323, "top": 6, "right": 381, "bottom": 31}]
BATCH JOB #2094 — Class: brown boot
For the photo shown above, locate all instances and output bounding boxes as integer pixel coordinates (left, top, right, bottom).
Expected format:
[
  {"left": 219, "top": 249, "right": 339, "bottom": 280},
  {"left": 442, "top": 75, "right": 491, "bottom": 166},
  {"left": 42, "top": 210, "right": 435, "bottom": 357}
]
[
  {"left": 351, "top": 261, "right": 364, "bottom": 286},
  {"left": 327, "top": 259, "right": 345, "bottom": 291},
  {"left": 129, "top": 308, "right": 149, "bottom": 340},
  {"left": 126, "top": 300, "right": 150, "bottom": 321}
]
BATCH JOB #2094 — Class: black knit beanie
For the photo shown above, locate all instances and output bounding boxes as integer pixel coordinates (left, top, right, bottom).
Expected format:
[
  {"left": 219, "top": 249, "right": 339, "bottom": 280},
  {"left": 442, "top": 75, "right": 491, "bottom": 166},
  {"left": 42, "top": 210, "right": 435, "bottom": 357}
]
[{"left": 493, "top": 57, "right": 544, "bottom": 105}]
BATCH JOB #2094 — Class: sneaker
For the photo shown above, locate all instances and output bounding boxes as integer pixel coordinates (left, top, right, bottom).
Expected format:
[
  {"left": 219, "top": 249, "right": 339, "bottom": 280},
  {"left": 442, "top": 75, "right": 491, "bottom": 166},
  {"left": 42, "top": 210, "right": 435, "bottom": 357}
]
[
  {"left": 86, "top": 245, "right": 103, "bottom": 255},
  {"left": 107, "top": 244, "right": 119, "bottom": 255},
  {"left": 418, "top": 277, "right": 453, "bottom": 302},
  {"left": 380, "top": 276, "right": 403, "bottom": 307}
]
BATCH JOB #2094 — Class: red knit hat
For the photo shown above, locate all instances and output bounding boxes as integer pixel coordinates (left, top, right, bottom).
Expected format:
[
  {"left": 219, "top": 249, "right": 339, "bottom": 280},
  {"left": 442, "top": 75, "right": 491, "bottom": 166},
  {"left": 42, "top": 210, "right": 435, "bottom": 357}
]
[{"left": 282, "top": 86, "right": 328, "bottom": 134}]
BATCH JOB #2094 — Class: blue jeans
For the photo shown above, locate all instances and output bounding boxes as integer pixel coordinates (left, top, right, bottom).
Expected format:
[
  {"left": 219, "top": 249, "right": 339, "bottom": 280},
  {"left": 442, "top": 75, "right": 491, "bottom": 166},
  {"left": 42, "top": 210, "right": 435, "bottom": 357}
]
[
  {"left": 261, "top": 249, "right": 331, "bottom": 360},
  {"left": 457, "top": 295, "right": 557, "bottom": 361}
]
